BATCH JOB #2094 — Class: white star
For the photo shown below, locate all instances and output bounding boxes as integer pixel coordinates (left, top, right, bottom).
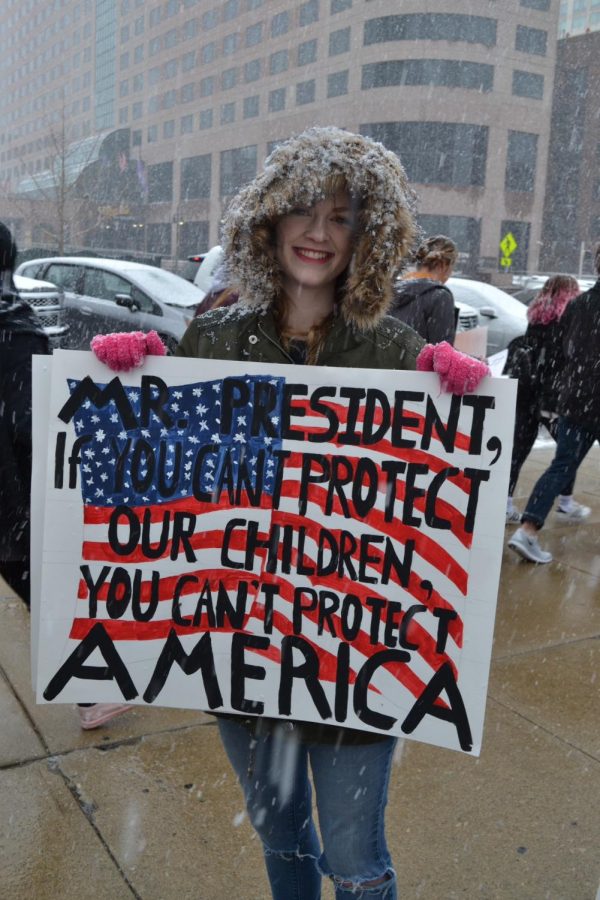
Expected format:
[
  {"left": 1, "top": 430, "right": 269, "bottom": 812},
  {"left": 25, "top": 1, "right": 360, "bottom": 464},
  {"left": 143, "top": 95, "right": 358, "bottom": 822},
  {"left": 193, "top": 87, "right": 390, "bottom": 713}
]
[
  {"left": 95, "top": 429, "right": 106, "bottom": 442},
  {"left": 199, "top": 420, "right": 208, "bottom": 431},
  {"left": 234, "top": 432, "right": 246, "bottom": 443},
  {"left": 196, "top": 403, "right": 208, "bottom": 415}
]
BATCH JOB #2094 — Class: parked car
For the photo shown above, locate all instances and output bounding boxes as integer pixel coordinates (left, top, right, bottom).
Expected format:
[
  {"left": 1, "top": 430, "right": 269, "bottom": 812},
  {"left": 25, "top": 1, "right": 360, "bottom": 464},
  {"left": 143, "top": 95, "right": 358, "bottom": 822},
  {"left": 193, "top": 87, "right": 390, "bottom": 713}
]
[
  {"left": 513, "top": 277, "right": 596, "bottom": 306},
  {"left": 446, "top": 277, "right": 528, "bottom": 354},
  {"left": 15, "top": 257, "right": 202, "bottom": 353},
  {"left": 14, "top": 273, "right": 69, "bottom": 349}
]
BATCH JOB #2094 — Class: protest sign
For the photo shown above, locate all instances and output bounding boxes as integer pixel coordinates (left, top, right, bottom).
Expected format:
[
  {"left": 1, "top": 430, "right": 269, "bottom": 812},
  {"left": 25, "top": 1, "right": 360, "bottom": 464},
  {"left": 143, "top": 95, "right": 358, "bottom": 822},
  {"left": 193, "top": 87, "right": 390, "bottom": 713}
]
[{"left": 33, "top": 350, "right": 516, "bottom": 755}]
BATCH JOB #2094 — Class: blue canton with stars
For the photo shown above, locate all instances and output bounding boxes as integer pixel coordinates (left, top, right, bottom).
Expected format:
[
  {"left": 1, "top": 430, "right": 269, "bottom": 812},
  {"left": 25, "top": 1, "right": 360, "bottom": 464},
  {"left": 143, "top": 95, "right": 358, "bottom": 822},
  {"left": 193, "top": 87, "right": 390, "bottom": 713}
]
[{"left": 68, "top": 374, "right": 286, "bottom": 506}]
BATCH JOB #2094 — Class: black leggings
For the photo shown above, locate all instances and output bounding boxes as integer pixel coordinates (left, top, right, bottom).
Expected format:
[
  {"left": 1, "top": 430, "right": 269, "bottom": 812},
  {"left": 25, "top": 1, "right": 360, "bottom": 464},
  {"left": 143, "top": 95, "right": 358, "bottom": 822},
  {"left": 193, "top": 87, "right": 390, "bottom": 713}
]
[{"left": 509, "top": 403, "right": 574, "bottom": 498}]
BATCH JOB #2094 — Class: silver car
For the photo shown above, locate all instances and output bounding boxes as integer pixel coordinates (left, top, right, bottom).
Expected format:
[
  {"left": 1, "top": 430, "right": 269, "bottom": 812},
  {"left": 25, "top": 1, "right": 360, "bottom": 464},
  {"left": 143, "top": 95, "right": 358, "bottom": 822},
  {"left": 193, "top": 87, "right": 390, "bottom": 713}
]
[
  {"left": 447, "top": 277, "right": 528, "bottom": 355},
  {"left": 15, "top": 257, "right": 202, "bottom": 353}
]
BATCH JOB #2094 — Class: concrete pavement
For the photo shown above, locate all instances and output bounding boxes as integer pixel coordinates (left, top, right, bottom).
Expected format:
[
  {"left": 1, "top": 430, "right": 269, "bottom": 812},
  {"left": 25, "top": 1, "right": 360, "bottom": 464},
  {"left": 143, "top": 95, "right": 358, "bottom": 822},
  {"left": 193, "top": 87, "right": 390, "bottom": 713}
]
[{"left": 1, "top": 444, "right": 599, "bottom": 900}]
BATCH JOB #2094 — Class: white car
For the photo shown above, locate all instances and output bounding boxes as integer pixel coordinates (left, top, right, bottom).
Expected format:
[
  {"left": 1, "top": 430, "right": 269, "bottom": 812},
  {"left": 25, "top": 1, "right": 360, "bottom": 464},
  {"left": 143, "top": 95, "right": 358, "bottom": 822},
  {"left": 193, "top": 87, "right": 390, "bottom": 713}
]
[
  {"left": 16, "top": 257, "right": 203, "bottom": 353},
  {"left": 447, "top": 277, "right": 528, "bottom": 354},
  {"left": 14, "top": 273, "right": 69, "bottom": 348}
]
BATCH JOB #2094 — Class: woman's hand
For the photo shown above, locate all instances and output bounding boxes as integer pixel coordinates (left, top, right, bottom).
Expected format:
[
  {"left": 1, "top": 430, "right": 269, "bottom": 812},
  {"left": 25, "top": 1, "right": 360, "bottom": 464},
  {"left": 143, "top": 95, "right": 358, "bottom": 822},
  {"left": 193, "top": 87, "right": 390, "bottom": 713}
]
[
  {"left": 90, "top": 331, "right": 167, "bottom": 372},
  {"left": 416, "top": 341, "right": 490, "bottom": 394}
]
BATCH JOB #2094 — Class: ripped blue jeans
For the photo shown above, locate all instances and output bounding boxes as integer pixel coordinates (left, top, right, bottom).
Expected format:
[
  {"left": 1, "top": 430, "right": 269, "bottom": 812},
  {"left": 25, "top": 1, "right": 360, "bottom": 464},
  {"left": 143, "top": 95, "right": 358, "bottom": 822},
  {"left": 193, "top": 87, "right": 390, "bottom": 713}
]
[{"left": 218, "top": 717, "right": 397, "bottom": 900}]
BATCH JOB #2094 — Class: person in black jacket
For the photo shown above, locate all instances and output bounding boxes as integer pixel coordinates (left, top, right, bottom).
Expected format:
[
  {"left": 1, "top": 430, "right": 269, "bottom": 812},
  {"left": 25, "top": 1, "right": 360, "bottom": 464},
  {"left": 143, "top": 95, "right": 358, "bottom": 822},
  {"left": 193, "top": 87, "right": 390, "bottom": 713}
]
[
  {"left": 391, "top": 234, "right": 458, "bottom": 344},
  {"left": 509, "top": 245, "right": 600, "bottom": 563},
  {"left": 504, "top": 275, "right": 589, "bottom": 523},
  {"left": 0, "top": 223, "right": 50, "bottom": 605}
]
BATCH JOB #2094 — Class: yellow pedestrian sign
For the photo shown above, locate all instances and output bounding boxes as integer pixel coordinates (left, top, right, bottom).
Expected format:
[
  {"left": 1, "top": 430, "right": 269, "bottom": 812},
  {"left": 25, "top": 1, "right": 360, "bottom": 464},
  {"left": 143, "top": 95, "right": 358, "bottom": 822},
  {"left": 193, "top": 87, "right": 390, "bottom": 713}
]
[{"left": 500, "top": 232, "right": 518, "bottom": 269}]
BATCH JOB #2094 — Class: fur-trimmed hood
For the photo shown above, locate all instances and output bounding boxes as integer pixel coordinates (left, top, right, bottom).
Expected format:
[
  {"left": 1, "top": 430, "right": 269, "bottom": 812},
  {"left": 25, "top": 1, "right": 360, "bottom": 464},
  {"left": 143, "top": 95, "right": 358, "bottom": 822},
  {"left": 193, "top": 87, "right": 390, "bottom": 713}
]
[{"left": 220, "top": 126, "right": 417, "bottom": 331}]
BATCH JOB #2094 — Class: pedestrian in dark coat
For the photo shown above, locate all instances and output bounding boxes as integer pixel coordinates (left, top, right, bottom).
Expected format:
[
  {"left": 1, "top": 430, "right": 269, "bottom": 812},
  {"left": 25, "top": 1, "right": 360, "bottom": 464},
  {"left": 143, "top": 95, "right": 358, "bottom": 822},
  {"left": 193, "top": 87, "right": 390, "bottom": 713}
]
[
  {"left": 391, "top": 235, "right": 458, "bottom": 344},
  {"left": 509, "top": 245, "right": 600, "bottom": 564},
  {"left": 0, "top": 223, "right": 50, "bottom": 606},
  {"left": 505, "top": 275, "right": 588, "bottom": 523}
]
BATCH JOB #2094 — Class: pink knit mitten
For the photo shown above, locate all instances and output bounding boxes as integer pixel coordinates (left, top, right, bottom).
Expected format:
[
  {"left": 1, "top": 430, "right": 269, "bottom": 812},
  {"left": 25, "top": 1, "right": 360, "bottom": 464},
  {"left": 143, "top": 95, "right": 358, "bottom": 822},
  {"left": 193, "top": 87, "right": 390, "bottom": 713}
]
[
  {"left": 416, "top": 341, "right": 490, "bottom": 395},
  {"left": 90, "top": 330, "right": 167, "bottom": 372}
]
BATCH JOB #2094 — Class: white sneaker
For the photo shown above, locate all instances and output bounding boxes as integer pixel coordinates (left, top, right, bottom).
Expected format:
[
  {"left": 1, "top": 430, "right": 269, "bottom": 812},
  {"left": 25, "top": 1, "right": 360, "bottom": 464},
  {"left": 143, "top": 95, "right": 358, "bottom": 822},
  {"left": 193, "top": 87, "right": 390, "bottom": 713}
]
[
  {"left": 508, "top": 526, "right": 553, "bottom": 564},
  {"left": 556, "top": 501, "right": 591, "bottom": 522},
  {"left": 506, "top": 507, "right": 522, "bottom": 525}
]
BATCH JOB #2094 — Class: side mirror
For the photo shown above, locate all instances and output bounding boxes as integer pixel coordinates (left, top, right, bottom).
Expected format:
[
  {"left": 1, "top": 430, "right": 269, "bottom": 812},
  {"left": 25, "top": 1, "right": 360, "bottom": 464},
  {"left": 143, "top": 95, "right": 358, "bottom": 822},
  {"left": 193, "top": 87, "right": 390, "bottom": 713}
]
[
  {"left": 479, "top": 305, "right": 498, "bottom": 319},
  {"left": 115, "top": 293, "right": 140, "bottom": 312}
]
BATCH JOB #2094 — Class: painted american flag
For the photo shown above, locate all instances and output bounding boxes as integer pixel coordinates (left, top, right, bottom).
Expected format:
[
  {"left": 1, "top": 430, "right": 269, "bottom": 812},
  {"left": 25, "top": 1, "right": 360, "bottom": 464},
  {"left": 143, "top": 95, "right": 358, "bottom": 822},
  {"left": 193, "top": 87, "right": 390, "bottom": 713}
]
[{"left": 68, "top": 371, "right": 472, "bottom": 710}]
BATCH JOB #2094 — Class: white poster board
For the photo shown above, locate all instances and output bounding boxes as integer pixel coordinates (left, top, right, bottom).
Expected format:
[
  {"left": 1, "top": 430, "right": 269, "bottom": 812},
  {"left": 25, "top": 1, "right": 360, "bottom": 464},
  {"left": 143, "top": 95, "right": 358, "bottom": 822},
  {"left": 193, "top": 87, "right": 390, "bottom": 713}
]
[{"left": 32, "top": 351, "right": 516, "bottom": 756}]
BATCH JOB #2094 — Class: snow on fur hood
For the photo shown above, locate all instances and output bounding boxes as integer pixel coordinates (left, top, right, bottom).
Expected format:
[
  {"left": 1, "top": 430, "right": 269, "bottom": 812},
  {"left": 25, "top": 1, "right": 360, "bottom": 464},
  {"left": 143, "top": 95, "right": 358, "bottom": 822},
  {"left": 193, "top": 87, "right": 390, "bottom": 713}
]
[{"left": 220, "top": 126, "right": 417, "bottom": 331}]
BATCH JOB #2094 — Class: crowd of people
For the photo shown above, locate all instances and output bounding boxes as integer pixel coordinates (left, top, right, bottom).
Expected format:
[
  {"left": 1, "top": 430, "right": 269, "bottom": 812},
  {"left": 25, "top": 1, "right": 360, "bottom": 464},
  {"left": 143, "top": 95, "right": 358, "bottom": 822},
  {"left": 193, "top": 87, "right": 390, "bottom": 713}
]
[{"left": 1, "top": 124, "right": 598, "bottom": 899}]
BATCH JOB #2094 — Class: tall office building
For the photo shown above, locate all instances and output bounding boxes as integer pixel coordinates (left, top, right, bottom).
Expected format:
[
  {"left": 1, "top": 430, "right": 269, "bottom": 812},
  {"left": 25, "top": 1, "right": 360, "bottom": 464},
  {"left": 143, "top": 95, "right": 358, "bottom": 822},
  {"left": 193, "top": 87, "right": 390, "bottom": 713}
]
[
  {"left": 558, "top": 0, "right": 600, "bottom": 37},
  {"left": 0, "top": 0, "right": 559, "bottom": 275}
]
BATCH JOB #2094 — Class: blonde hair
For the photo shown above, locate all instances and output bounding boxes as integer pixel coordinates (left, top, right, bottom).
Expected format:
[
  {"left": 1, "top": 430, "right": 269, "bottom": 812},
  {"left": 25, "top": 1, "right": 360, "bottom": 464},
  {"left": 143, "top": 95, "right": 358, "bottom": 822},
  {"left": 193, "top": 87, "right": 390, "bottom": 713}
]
[{"left": 413, "top": 235, "right": 458, "bottom": 272}]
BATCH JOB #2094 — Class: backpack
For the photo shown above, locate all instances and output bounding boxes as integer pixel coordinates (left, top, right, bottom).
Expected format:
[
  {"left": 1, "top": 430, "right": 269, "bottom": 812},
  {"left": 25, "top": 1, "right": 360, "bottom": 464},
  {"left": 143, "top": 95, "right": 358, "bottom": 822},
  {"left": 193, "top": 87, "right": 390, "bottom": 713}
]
[{"left": 503, "top": 334, "right": 545, "bottom": 391}]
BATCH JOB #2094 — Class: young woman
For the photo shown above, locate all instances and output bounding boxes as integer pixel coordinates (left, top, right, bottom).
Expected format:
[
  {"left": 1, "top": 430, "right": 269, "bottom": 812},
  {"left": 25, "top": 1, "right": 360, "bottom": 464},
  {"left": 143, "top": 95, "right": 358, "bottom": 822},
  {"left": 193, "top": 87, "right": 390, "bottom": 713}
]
[
  {"left": 92, "top": 127, "right": 489, "bottom": 898},
  {"left": 391, "top": 235, "right": 458, "bottom": 345},
  {"left": 504, "top": 274, "right": 588, "bottom": 524}
]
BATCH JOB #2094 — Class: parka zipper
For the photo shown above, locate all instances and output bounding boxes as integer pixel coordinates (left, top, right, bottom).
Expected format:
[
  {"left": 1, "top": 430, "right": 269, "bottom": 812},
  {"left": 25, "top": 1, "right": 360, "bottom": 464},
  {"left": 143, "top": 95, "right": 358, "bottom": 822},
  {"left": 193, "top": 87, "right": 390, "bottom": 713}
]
[{"left": 257, "top": 321, "right": 296, "bottom": 364}]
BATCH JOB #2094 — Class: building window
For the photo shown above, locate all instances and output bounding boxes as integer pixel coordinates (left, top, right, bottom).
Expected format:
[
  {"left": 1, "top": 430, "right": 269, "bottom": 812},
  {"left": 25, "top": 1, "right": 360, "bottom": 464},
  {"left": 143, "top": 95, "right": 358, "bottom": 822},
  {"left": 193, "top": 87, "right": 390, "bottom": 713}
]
[
  {"left": 149, "top": 37, "right": 161, "bottom": 56},
  {"left": 180, "top": 114, "right": 194, "bottom": 134},
  {"left": 148, "top": 95, "right": 161, "bottom": 114},
  {"left": 181, "top": 153, "right": 212, "bottom": 200},
  {"left": 183, "top": 19, "right": 199, "bottom": 40},
  {"left": 164, "top": 59, "right": 178, "bottom": 79},
  {"left": 243, "top": 95, "right": 260, "bottom": 118},
  {"left": 164, "top": 89, "right": 177, "bottom": 109},
  {"left": 364, "top": 14, "right": 497, "bottom": 48},
  {"left": 133, "top": 73, "right": 144, "bottom": 91},
  {"left": 271, "top": 11, "right": 289, "bottom": 36},
  {"left": 148, "top": 162, "right": 173, "bottom": 202},
  {"left": 200, "top": 76, "right": 215, "bottom": 97},
  {"left": 299, "top": 0, "right": 319, "bottom": 26},
  {"left": 181, "top": 82, "right": 195, "bottom": 102},
  {"left": 298, "top": 39, "right": 317, "bottom": 66},
  {"left": 327, "top": 70, "right": 348, "bottom": 97},
  {"left": 182, "top": 51, "right": 196, "bottom": 72},
  {"left": 270, "top": 49, "right": 289, "bottom": 75},
  {"left": 147, "top": 124, "right": 158, "bottom": 143},
  {"left": 244, "top": 58, "right": 262, "bottom": 82},
  {"left": 223, "top": 32, "right": 240, "bottom": 55},
  {"left": 329, "top": 27, "right": 350, "bottom": 55},
  {"left": 149, "top": 67, "right": 161, "bottom": 86},
  {"left": 220, "top": 145, "right": 257, "bottom": 196},
  {"left": 361, "top": 121, "right": 489, "bottom": 187},
  {"left": 166, "top": 0, "right": 179, "bottom": 17},
  {"left": 119, "top": 80, "right": 129, "bottom": 98},
  {"left": 269, "top": 87, "right": 286, "bottom": 112},
  {"left": 223, "top": 0, "right": 240, "bottom": 20},
  {"left": 201, "top": 42, "right": 217, "bottom": 64},
  {"left": 132, "top": 101, "right": 143, "bottom": 120},
  {"left": 505, "top": 130, "right": 538, "bottom": 191},
  {"left": 520, "top": 0, "right": 550, "bottom": 9},
  {"left": 221, "top": 102, "right": 235, "bottom": 124},
  {"left": 199, "top": 108, "right": 213, "bottom": 129},
  {"left": 132, "top": 129, "right": 142, "bottom": 146},
  {"left": 178, "top": 221, "right": 209, "bottom": 258},
  {"left": 245, "top": 22, "right": 263, "bottom": 47},
  {"left": 515, "top": 25, "right": 547, "bottom": 55},
  {"left": 149, "top": 5, "right": 161, "bottom": 27},
  {"left": 164, "top": 29, "right": 178, "bottom": 49},
  {"left": 119, "top": 107, "right": 129, "bottom": 124},
  {"left": 222, "top": 67, "right": 239, "bottom": 90},
  {"left": 146, "top": 223, "right": 172, "bottom": 255},
  {"left": 331, "top": 0, "right": 351, "bottom": 11},
  {"left": 202, "top": 9, "right": 219, "bottom": 29},
  {"left": 362, "top": 59, "right": 494, "bottom": 92},
  {"left": 512, "top": 70, "right": 544, "bottom": 99},
  {"left": 247, "top": 0, "right": 264, "bottom": 9},
  {"left": 163, "top": 120, "right": 175, "bottom": 139},
  {"left": 134, "top": 44, "right": 144, "bottom": 63},
  {"left": 296, "top": 79, "right": 316, "bottom": 105},
  {"left": 134, "top": 15, "right": 144, "bottom": 35}
]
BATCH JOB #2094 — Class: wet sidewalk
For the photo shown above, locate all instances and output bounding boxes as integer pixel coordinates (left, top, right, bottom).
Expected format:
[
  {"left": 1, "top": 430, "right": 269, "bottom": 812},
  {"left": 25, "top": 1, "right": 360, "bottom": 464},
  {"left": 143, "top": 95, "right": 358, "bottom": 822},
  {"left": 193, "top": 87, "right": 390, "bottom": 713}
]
[{"left": 1, "top": 444, "right": 599, "bottom": 900}]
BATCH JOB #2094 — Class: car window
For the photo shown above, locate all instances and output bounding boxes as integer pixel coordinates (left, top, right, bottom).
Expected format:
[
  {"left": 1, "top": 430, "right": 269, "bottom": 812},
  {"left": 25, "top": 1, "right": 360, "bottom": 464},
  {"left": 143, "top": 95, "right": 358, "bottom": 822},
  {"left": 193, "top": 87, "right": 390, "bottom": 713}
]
[
  {"left": 83, "top": 267, "right": 157, "bottom": 314},
  {"left": 84, "top": 268, "right": 131, "bottom": 302},
  {"left": 19, "top": 262, "right": 43, "bottom": 279},
  {"left": 45, "top": 264, "right": 82, "bottom": 292}
]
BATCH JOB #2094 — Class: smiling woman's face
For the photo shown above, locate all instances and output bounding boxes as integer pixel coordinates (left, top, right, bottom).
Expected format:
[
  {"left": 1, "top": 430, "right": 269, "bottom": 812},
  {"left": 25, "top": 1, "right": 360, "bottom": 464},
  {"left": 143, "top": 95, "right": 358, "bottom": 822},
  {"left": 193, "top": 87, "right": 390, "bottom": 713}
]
[{"left": 274, "top": 191, "right": 355, "bottom": 297}]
